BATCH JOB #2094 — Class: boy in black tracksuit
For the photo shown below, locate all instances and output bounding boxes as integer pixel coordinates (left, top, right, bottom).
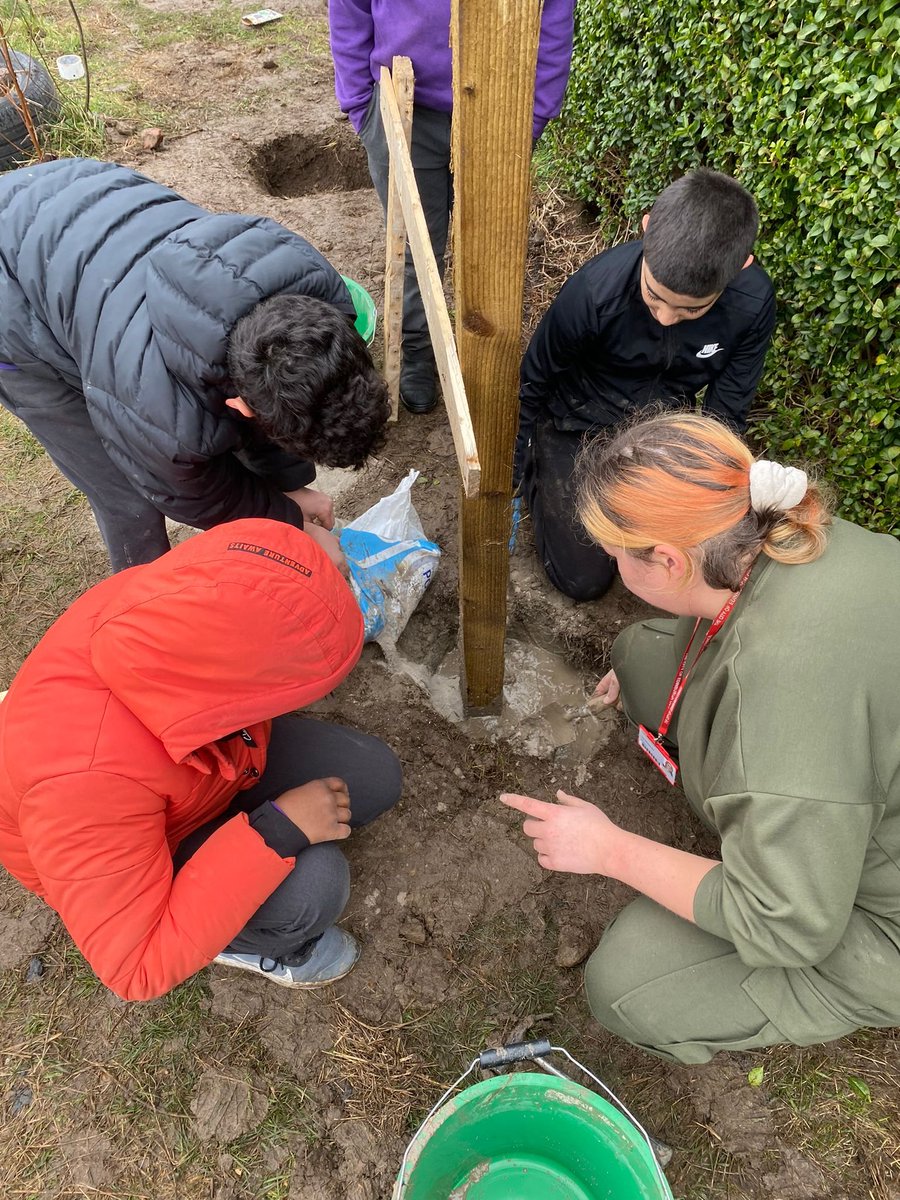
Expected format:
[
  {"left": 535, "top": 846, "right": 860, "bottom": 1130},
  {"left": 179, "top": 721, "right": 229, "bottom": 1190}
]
[{"left": 515, "top": 168, "right": 776, "bottom": 601}]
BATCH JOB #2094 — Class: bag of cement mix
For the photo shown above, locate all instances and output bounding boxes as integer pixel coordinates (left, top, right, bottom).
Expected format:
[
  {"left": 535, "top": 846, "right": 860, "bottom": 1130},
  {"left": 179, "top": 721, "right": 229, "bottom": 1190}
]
[{"left": 339, "top": 470, "right": 440, "bottom": 645}]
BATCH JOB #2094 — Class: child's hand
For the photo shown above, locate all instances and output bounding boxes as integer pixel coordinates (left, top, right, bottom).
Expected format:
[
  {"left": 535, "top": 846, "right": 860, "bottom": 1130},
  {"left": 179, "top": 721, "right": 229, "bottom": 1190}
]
[
  {"left": 500, "top": 790, "right": 620, "bottom": 875},
  {"left": 304, "top": 523, "right": 350, "bottom": 579},
  {"left": 276, "top": 777, "right": 351, "bottom": 844},
  {"left": 285, "top": 485, "right": 335, "bottom": 530}
]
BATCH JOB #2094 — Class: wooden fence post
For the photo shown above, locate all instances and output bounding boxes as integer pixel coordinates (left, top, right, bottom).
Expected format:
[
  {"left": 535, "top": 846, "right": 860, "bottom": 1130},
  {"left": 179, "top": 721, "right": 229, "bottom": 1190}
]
[{"left": 451, "top": 0, "right": 541, "bottom": 709}]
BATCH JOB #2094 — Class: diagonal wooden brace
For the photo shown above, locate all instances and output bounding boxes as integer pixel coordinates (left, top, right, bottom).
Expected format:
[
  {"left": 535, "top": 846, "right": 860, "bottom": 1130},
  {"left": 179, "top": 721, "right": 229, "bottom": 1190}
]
[
  {"left": 382, "top": 55, "right": 413, "bottom": 423},
  {"left": 379, "top": 62, "right": 481, "bottom": 498}
]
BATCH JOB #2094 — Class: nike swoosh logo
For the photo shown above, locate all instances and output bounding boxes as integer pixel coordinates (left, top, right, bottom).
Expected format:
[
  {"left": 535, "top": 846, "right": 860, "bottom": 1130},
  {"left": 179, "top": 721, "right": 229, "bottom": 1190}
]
[{"left": 696, "top": 346, "right": 722, "bottom": 359}]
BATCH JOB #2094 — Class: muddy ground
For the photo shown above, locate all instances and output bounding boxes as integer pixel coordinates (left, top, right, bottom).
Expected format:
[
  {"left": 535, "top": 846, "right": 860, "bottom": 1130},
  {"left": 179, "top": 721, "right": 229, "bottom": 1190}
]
[{"left": 1, "top": 3, "right": 898, "bottom": 1198}]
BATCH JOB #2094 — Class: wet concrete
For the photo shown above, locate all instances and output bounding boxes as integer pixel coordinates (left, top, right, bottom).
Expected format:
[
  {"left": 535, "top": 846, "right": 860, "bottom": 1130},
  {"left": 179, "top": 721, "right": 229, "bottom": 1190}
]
[{"left": 384, "top": 636, "right": 616, "bottom": 761}]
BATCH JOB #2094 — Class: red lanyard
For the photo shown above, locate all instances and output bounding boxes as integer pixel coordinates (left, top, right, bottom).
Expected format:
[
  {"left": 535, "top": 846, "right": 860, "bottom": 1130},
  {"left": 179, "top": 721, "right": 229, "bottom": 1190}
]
[{"left": 656, "top": 565, "right": 752, "bottom": 740}]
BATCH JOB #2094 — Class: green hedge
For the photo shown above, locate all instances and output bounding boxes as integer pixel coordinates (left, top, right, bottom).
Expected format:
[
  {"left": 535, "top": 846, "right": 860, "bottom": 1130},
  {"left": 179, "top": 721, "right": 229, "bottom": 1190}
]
[{"left": 552, "top": 0, "right": 899, "bottom": 534}]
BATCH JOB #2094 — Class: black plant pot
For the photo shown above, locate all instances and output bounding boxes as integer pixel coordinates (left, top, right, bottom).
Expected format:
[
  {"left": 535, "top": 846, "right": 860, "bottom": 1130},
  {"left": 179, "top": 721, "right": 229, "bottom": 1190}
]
[{"left": 0, "top": 50, "right": 61, "bottom": 170}]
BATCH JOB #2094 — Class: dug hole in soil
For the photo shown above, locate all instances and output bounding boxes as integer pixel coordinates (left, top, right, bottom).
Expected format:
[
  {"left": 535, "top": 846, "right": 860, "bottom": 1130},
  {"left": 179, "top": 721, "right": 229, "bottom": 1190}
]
[{"left": 0, "top": 12, "right": 861, "bottom": 1200}]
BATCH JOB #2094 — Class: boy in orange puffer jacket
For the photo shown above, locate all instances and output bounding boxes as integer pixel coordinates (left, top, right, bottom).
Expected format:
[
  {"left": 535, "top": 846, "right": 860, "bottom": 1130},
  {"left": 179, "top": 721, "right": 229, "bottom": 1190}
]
[{"left": 0, "top": 519, "right": 401, "bottom": 1000}]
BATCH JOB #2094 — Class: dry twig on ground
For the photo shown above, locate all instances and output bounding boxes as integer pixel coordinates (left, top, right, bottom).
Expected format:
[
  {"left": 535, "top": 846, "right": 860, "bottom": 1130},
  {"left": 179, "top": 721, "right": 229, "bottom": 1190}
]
[
  {"left": 0, "top": 19, "right": 45, "bottom": 161},
  {"left": 524, "top": 180, "right": 633, "bottom": 337},
  {"left": 326, "top": 1003, "right": 445, "bottom": 1135}
]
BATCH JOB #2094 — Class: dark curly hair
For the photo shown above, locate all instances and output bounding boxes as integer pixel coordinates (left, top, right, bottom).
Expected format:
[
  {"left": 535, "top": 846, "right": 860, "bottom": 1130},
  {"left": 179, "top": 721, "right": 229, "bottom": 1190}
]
[{"left": 227, "top": 294, "right": 389, "bottom": 468}]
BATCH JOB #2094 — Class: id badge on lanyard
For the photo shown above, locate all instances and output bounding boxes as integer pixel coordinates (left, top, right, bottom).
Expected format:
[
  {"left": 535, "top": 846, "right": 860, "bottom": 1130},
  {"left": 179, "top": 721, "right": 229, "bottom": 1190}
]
[
  {"left": 638, "top": 724, "right": 679, "bottom": 784},
  {"left": 637, "top": 566, "right": 751, "bottom": 785}
]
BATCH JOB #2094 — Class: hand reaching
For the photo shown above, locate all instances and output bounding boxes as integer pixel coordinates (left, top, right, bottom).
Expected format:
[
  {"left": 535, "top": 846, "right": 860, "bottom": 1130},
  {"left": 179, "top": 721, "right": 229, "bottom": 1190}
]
[
  {"left": 304, "top": 522, "right": 349, "bottom": 579},
  {"left": 501, "top": 789, "right": 620, "bottom": 875},
  {"left": 590, "top": 669, "right": 621, "bottom": 712},
  {"left": 284, "top": 485, "right": 335, "bottom": 530},
  {"left": 275, "top": 777, "right": 351, "bottom": 844}
]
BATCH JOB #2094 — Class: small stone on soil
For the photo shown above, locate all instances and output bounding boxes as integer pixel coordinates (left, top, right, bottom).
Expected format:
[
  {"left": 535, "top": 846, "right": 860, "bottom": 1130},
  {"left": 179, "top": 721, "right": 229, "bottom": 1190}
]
[
  {"left": 25, "top": 955, "right": 44, "bottom": 981},
  {"left": 555, "top": 923, "right": 594, "bottom": 968},
  {"left": 140, "top": 127, "right": 165, "bottom": 151},
  {"left": 9, "top": 1083, "right": 33, "bottom": 1116},
  {"left": 399, "top": 915, "right": 428, "bottom": 945}
]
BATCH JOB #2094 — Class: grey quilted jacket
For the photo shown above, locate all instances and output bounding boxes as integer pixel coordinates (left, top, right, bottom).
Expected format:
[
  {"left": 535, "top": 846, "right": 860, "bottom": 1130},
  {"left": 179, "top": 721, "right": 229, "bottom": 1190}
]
[{"left": 0, "top": 157, "right": 355, "bottom": 530}]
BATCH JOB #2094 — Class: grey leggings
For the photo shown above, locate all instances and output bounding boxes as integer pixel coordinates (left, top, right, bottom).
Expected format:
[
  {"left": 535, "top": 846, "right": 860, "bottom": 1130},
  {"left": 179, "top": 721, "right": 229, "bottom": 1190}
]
[
  {"left": 0, "top": 368, "right": 171, "bottom": 571},
  {"left": 174, "top": 715, "right": 402, "bottom": 962}
]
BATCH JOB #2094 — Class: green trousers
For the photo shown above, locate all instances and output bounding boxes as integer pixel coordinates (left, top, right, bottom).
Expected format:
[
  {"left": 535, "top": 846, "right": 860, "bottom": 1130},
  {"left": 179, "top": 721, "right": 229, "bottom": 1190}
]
[{"left": 583, "top": 620, "right": 864, "bottom": 1065}]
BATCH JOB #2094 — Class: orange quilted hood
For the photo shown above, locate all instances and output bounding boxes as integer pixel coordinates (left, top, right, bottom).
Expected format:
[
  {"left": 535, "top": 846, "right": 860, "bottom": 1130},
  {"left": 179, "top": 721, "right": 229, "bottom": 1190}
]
[{"left": 89, "top": 519, "right": 363, "bottom": 764}]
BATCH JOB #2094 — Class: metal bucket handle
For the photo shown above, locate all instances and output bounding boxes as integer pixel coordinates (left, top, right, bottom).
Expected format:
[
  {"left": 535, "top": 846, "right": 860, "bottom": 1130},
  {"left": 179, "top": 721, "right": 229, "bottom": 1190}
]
[{"left": 396, "top": 1039, "right": 671, "bottom": 1197}]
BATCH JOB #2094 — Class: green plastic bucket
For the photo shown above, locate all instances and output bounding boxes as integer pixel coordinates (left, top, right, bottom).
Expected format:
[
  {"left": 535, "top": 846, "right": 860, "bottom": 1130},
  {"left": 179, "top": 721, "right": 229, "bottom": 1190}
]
[
  {"left": 393, "top": 1071, "right": 674, "bottom": 1200},
  {"left": 340, "top": 275, "right": 377, "bottom": 346}
]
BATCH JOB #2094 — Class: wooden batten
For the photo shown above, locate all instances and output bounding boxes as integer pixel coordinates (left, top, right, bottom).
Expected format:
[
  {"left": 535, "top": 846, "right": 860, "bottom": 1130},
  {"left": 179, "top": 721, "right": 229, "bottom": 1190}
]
[
  {"left": 379, "top": 65, "right": 481, "bottom": 498},
  {"left": 382, "top": 55, "right": 414, "bottom": 423}
]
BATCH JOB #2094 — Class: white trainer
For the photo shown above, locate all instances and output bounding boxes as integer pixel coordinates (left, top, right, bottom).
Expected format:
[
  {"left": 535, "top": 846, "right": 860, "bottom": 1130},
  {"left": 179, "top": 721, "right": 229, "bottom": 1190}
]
[{"left": 213, "top": 926, "right": 360, "bottom": 989}]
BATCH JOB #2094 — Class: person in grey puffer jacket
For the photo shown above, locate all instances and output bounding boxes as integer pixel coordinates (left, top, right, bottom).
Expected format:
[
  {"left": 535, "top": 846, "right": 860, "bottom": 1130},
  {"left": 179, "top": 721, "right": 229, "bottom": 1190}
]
[{"left": 0, "top": 158, "right": 389, "bottom": 571}]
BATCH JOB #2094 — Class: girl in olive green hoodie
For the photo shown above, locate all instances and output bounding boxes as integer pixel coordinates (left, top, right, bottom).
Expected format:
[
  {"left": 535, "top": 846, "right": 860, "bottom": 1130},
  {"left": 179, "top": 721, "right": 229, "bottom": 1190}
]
[{"left": 504, "top": 412, "right": 900, "bottom": 1063}]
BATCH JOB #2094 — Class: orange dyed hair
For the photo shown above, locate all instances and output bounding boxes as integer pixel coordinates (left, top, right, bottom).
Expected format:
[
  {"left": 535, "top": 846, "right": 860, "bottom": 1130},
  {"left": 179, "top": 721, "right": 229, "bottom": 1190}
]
[{"left": 577, "top": 412, "right": 831, "bottom": 590}]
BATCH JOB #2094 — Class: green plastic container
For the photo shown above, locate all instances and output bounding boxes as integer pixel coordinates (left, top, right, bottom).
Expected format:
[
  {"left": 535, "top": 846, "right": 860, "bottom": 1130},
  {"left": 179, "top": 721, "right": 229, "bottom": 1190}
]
[
  {"left": 393, "top": 1072, "right": 674, "bottom": 1199},
  {"left": 341, "top": 275, "right": 377, "bottom": 346}
]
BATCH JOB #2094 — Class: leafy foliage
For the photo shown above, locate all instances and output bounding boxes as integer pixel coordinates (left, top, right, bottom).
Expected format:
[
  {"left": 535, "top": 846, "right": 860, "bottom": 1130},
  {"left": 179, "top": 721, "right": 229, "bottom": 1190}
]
[{"left": 552, "top": 0, "right": 899, "bottom": 533}]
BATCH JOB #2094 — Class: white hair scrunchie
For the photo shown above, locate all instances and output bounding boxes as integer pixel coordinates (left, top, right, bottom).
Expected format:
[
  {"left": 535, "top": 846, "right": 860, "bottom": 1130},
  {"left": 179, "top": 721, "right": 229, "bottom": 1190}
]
[{"left": 749, "top": 460, "right": 808, "bottom": 513}]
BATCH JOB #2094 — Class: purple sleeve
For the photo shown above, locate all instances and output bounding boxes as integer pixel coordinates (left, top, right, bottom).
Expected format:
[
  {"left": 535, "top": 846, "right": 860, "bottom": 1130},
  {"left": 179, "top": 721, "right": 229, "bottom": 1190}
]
[
  {"left": 533, "top": 0, "right": 575, "bottom": 139},
  {"left": 328, "top": 0, "right": 376, "bottom": 131}
]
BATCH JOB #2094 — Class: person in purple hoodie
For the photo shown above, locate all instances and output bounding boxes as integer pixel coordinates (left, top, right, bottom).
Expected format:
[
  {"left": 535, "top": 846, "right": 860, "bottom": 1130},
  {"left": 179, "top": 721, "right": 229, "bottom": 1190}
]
[{"left": 328, "top": 0, "right": 575, "bottom": 414}]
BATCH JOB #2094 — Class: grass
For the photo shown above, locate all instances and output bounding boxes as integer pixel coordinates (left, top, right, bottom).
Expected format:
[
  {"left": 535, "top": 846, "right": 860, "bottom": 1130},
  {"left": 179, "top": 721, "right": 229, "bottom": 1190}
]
[
  {"left": 56, "top": 941, "right": 106, "bottom": 999},
  {"left": 113, "top": 0, "right": 330, "bottom": 61},
  {"left": 323, "top": 935, "right": 558, "bottom": 1138},
  {"left": 0, "top": 947, "right": 322, "bottom": 1200},
  {"left": 3, "top": 0, "right": 165, "bottom": 137},
  {"left": 0, "top": 414, "right": 43, "bottom": 469},
  {"left": 327, "top": 1003, "right": 448, "bottom": 1136},
  {"left": 760, "top": 1032, "right": 900, "bottom": 1196},
  {"left": 0, "top": 945, "right": 102, "bottom": 1196},
  {"left": 1, "top": 0, "right": 329, "bottom": 158},
  {"left": 314, "top": 913, "right": 568, "bottom": 1143}
]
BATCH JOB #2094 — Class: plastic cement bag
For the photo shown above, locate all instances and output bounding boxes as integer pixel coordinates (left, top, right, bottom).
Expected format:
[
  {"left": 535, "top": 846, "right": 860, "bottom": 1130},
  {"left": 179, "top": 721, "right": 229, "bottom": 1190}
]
[{"left": 339, "top": 470, "right": 440, "bottom": 645}]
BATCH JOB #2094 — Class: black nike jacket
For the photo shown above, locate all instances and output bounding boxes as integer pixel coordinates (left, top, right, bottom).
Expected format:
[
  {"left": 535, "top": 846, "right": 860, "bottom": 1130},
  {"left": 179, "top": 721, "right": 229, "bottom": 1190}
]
[{"left": 515, "top": 240, "right": 776, "bottom": 481}]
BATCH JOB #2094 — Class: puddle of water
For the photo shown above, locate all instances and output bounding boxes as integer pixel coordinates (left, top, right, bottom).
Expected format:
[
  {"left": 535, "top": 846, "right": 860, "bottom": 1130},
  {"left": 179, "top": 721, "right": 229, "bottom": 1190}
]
[{"left": 381, "top": 637, "right": 615, "bottom": 759}]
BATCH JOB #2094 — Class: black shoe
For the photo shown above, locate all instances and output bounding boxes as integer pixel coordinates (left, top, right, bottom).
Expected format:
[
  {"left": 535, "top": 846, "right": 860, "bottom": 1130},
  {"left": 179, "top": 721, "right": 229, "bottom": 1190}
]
[{"left": 400, "top": 358, "right": 438, "bottom": 414}]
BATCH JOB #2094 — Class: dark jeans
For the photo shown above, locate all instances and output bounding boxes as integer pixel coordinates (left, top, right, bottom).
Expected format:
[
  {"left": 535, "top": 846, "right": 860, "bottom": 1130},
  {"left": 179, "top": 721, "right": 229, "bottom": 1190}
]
[
  {"left": 0, "top": 369, "right": 170, "bottom": 571},
  {"left": 358, "top": 84, "right": 453, "bottom": 367},
  {"left": 521, "top": 418, "right": 616, "bottom": 601},
  {"left": 173, "top": 715, "right": 402, "bottom": 962}
]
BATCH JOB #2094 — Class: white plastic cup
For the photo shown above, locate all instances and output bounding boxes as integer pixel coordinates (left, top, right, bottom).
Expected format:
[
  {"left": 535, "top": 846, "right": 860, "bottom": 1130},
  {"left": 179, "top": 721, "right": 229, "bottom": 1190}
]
[{"left": 56, "top": 54, "right": 85, "bottom": 81}]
